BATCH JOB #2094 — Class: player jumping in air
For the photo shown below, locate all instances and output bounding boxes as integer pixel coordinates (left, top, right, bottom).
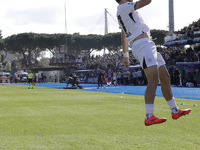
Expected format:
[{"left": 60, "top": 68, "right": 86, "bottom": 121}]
[{"left": 115, "top": 0, "right": 191, "bottom": 126}]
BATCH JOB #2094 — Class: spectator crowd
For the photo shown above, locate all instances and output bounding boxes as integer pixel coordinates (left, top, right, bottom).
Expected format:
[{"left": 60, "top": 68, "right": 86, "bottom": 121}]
[
  {"left": 165, "top": 19, "right": 200, "bottom": 42},
  {"left": 61, "top": 43, "right": 200, "bottom": 87}
]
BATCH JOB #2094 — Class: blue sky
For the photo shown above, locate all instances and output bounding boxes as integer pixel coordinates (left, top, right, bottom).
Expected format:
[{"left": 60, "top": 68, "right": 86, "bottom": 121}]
[{"left": 0, "top": 0, "right": 199, "bottom": 38}]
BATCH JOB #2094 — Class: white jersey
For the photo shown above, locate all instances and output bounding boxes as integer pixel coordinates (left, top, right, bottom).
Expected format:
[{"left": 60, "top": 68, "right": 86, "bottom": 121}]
[{"left": 117, "top": 2, "right": 150, "bottom": 44}]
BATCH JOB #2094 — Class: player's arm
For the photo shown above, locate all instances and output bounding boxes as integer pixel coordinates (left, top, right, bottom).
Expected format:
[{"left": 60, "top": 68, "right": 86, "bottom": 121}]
[
  {"left": 121, "top": 30, "right": 130, "bottom": 67},
  {"left": 134, "top": 0, "right": 151, "bottom": 10}
]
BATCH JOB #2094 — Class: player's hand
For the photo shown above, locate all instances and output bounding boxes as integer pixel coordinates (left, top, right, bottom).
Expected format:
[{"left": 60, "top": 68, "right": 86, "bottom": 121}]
[{"left": 123, "top": 57, "right": 130, "bottom": 67}]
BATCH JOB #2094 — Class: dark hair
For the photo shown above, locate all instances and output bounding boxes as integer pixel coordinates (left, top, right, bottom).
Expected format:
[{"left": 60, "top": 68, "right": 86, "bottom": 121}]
[{"left": 116, "top": 0, "right": 121, "bottom": 3}]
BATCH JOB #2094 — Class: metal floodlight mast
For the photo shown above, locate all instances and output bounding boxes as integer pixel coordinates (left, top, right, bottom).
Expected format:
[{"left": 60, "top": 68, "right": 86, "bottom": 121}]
[
  {"left": 64, "top": 0, "right": 68, "bottom": 52},
  {"left": 105, "top": 8, "right": 108, "bottom": 35},
  {"left": 169, "top": 0, "right": 175, "bottom": 34}
]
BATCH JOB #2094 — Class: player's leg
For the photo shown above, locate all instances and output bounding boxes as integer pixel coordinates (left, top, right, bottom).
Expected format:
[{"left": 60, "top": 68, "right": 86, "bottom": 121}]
[
  {"left": 159, "top": 65, "right": 179, "bottom": 113},
  {"left": 143, "top": 65, "right": 159, "bottom": 104},
  {"left": 28, "top": 79, "right": 31, "bottom": 89},
  {"left": 97, "top": 79, "right": 100, "bottom": 89},
  {"left": 100, "top": 80, "right": 103, "bottom": 88},
  {"left": 159, "top": 65, "right": 191, "bottom": 119},
  {"left": 144, "top": 65, "right": 167, "bottom": 126},
  {"left": 143, "top": 65, "right": 158, "bottom": 116},
  {"left": 131, "top": 39, "right": 167, "bottom": 125},
  {"left": 31, "top": 80, "right": 34, "bottom": 89},
  {"left": 158, "top": 65, "right": 173, "bottom": 101}
]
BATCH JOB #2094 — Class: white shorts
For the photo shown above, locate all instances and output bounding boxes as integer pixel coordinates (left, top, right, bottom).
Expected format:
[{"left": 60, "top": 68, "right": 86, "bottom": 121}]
[{"left": 131, "top": 38, "right": 165, "bottom": 69}]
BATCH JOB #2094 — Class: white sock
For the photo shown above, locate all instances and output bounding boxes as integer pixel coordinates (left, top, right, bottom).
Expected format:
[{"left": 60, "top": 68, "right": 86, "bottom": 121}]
[
  {"left": 145, "top": 104, "right": 154, "bottom": 119},
  {"left": 167, "top": 97, "right": 179, "bottom": 114}
]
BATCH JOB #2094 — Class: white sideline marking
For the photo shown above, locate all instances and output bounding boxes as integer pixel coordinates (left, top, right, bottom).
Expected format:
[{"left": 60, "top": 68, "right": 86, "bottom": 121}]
[{"left": 83, "top": 86, "right": 119, "bottom": 89}]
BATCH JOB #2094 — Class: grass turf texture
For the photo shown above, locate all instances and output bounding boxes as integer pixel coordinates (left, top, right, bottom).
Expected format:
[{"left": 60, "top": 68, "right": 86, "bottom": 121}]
[{"left": 0, "top": 85, "right": 199, "bottom": 150}]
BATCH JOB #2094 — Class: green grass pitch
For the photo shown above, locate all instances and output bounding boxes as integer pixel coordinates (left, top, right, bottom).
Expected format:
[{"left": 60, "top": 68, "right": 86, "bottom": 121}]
[{"left": 0, "top": 85, "right": 199, "bottom": 150}]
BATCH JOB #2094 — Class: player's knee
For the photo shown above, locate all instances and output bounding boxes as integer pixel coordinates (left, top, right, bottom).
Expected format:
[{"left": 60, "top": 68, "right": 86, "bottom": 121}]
[
  {"left": 148, "top": 77, "right": 159, "bottom": 87},
  {"left": 164, "top": 72, "right": 170, "bottom": 82}
]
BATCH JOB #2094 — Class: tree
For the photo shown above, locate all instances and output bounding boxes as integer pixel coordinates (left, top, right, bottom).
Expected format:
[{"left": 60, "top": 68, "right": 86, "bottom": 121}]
[
  {"left": 0, "top": 32, "right": 8, "bottom": 65},
  {"left": 0, "top": 39, "right": 4, "bottom": 50},
  {"left": 5, "top": 33, "right": 68, "bottom": 69},
  {"left": 150, "top": 29, "right": 168, "bottom": 46},
  {"left": 5, "top": 61, "right": 11, "bottom": 71},
  {"left": 39, "top": 58, "right": 50, "bottom": 67},
  {"left": 68, "top": 33, "right": 104, "bottom": 57},
  {"left": 37, "top": 33, "right": 68, "bottom": 55},
  {"left": 102, "top": 33, "right": 121, "bottom": 53},
  {"left": 5, "top": 33, "right": 42, "bottom": 69}
]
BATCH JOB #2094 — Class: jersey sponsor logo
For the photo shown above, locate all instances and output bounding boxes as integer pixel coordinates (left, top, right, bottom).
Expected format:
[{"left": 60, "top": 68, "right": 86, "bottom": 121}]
[{"left": 127, "top": 2, "right": 134, "bottom": 6}]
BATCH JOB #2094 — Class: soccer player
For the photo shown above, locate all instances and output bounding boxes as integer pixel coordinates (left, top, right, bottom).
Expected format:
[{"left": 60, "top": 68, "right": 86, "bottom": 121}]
[
  {"left": 28, "top": 71, "right": 34, "bottom": 89},
  {"left": 97, "top": 70, "right": 104, "bottom": 89},
  {"left": 107, "top": 69, "right": 113, "bottom": 86},
  {"left": 115, "top": 0, "right": 191, "bottom": 126}
]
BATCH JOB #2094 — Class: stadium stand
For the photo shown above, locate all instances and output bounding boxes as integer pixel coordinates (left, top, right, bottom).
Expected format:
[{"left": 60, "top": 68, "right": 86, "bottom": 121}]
[{"left": 164, "top": 19, "right": 200, "bottom": 46}]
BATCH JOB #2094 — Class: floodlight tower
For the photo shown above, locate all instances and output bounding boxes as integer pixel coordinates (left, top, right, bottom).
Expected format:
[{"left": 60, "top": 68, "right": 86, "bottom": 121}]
[
  {"left": 169, "top": 0, "right": 175, "bottom": 34},
  {"left": 64, "top": 0, "right": 68, "bottom": 52},
  {"left": 105, "top": 8, "right": 108, "bottom": 35},
  {"left": 104, "top": 8, "right": 108, "bottom": 55}
]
